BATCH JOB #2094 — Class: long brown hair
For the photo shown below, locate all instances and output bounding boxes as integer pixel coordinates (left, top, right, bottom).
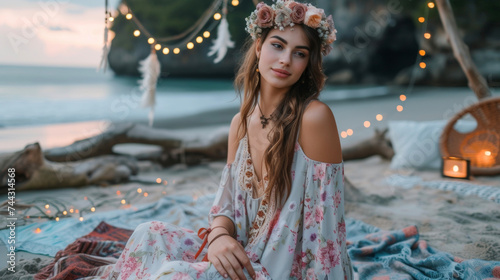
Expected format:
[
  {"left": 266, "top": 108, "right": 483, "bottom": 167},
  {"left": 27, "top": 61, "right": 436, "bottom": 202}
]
[{"left": 234, "top": 25, "right": 326, "bottom": 208}]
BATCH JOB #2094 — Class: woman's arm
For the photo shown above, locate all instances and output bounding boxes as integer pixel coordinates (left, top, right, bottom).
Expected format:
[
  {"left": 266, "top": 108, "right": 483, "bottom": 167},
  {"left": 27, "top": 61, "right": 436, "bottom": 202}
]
[{"left": 299, "top": 100, "right": 342, "bottom": 164}]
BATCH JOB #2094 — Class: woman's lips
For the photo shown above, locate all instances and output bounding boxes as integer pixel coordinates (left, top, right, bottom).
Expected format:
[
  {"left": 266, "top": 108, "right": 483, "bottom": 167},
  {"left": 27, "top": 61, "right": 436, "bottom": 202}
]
[{"left": 272, "top": 68, "right": 291, "bottom": 78}]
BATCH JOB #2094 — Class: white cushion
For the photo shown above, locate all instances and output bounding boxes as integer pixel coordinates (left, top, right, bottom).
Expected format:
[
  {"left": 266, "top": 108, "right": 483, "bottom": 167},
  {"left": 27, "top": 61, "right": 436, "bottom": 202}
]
[{"left": 388, "top": 120, "right": 476, "bottom": 170}]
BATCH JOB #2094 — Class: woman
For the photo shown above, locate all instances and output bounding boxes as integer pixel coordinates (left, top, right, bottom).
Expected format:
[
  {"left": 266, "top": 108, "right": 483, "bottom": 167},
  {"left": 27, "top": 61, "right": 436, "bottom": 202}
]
[{"left": 92, "top": 1, "right": 352, "bottom": 279}]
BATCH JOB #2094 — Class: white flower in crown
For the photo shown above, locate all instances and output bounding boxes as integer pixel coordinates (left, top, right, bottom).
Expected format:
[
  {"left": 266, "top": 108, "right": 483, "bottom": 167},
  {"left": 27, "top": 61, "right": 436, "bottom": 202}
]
[{"left": 245, "top": 0, "right": 337, "bottom": 55}]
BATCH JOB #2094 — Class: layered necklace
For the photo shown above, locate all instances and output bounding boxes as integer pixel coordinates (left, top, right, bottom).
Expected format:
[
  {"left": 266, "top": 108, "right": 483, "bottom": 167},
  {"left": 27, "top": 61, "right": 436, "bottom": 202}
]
[{"left": 257, "top": 103, "right": 274, "bottom": 129}]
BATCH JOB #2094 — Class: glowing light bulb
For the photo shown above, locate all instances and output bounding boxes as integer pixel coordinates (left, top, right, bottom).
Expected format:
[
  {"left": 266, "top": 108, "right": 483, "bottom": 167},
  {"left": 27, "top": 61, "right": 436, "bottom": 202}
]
[
  {"left": 133, "top": 30, "right": 140, "bottom": 37},
  {"left": 148, "top": 38, "right": 155, "bottom": 44},
  {"left": 163, "top": 48, "right": 170, "bottom": 55},
  {"left": 376, "top": 114, "right": 383, "bottom": 121},
  {"left": 420, "top": 62, "right": 427, "bottom": 69},
  {"left": 452, "top": 165, "right": 459, "bottom": 172},
  {"left": 400, "top": 94, "right": 407, "bottom": 101},
  {"left": 46, "top": 210, "right": 51, "bottom": 214},
  {"left": 397, "top": 105, "right": 404, "bottom": 112},
  {"left": 418, "top": 17, "right": 425, "bottom": 23},
  {"left": 340, "top": 131, "right": 347, "bottom": 138},
  {"left": 424, "top": 33, "right": 431, "bottom": 39},
  {"left": 35, "top": 228, "right": 41, "bottom": 234},
  {"left": 75, "top": 209, "right": 79, "bottom": 214},
  {"left": 485, "top": 151, "right": 492, "bottom": 156},
  {"left": 196, "top": 36, "right": 203, "bottom": 43},
  {"left": 419, "top": 50, "right": 426, "bottom": 56},
  {"left": 155, "top": 44, "right": 161, "bottom": 51},
  {"left": 55, "top": 217, "right": 60, "bottom": 222},
  {"left": 63, "top": 211, "right": 67, "bottom": 215},
  {"left": 187, "top": 42, "right": 194, "bottom": 49},
  {"left": 347, "top": 129, "right": 353, "bottom": 136},
  {"left": 174, "top": 48, "right": 180, "bottom": 54},
  {"left": 137, "top": 188, "right": 142, "bottom": 193},
  {"left": 428, "top": 2, "right": 435, "bottom": 8},
  {"left": 156, "top": 178, "right": 162, "bottom": 183},
  {"left": 69, "top": 208, "right": 74, "bottom": 213},
  {"left": 45, "top": 204, "right": 49, "bottom": 209},
  {"left": 79, "top": 217, "right": 84, "bottom": 222},
  {"left": 108, "top": 16, "right": 114, "bottom": 22},
  {"left": 121, "top": 199, "right": 126, "bottom": 205},
  {"left": 116, "top": 190, "right": 121, "bottom": 195},
  {"left": 203, "top": 31, "right": 210, "bottom": 38},
  {"left": 364, "top": 121, "right": 371, "bottom": 128},
  {"left": 144, "top": 192, "right": 149, "bottom": 197},
  {"left": 126, "top": 13, "right": 132, "bottom": 20},
  {"left": 91, "top": 207, "right": 96, "bottom": 212},
  {"left": 214, "top": 13, "right": 221, "bottom": 20},
  {"left": 232, "top": 0, "right": 239, "bottom": 6}
]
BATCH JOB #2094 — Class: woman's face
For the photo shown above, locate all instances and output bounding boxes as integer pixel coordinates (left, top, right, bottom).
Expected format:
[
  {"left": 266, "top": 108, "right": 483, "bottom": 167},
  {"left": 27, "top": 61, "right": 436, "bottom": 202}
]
[{"left": 256, "top": 26, "right": 310, "bottom": 93}]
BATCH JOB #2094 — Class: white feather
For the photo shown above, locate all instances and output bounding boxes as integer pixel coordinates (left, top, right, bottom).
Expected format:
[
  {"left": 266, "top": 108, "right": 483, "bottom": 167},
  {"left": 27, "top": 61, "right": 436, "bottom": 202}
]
[
  {"left": 138, "top": 50, "right": 161, "bottom": 126},
  {"left": 208, "top": 17, "right": 234, "bottom": 63},
  {"left": 97, "top": 26, "right": 109, "bottom": 72}
]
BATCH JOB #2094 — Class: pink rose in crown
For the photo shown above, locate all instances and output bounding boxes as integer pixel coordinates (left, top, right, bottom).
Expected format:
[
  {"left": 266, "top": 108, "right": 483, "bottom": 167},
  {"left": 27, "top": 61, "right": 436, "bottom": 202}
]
[
  {"left": 256, "top": 2, "right": 265, "bottom": 10},
  {"left": 305, "top": 6, "right": 323, "bottom": 28},
  {"left": 257, "top": 4, "right": 275, "bottom": 28},
  {"left": 289, "top": 2, "right": 307, "bottom": 24}
]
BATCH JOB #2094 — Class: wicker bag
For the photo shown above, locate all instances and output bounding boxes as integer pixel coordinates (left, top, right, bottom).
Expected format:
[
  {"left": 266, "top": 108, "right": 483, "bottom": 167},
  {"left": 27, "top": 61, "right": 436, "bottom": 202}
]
[{"left": 439, "top": 96, "right": 500, "bottom": 176}]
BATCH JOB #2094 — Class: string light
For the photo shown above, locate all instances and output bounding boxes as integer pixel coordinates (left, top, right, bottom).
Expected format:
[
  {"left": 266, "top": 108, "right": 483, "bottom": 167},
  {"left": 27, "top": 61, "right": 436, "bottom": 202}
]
[
  {"left": 196, "top": 36, "right": 203, "bottom": 43},
  {"left": 69, "top": 208, "right": 74, "bottom": 213},
  {"left": 137, "top": 188, "right": 143, "bottom": 193},
  {"left": 376, "top": 114, "right": 383, "bottom": 121},
  {"left": 340, "top": 131, "right": 347, "bottom": 138},
  {"left": 63, "top": 210, "right": 67, "bottom": 215},
  {"left": 232, "top": 0, "right": 239, "bottom": 6},
  {"left": 133, "top": 30, "right": 141, "bottom": 37},
  {"left": 79, "top": 217, "right": 84, "bottom": 222},
  {"left": 91, "top": 207, "right": 96, "bottom": 212},
  {"left": 364, "top": 121, "right": 371, "bottom": 128},
  {"left": 419, "top": 50, "right": 426, "bottom": 56},
  {"left": 420, "top": 62, "right": 427, "bottom": 69},
  {"left": 400, "top": 94, "right": 407, "bottom": 101},
  {"left": 214, "top": 13, "right": 221, "bottom": 20},
  {"left": 46, "top": 210, "right": 51, "bottom": 214},
  {"left": 144, "top": 192, "right": 149, "bottom": 197},
  {"left": 75, "top": 209, "right": 79, "bottom": 214},
  {"left": 163, "top": 180, "right": 168, "bottom": 185},
  {"left": 424, "top": 33, "right": 431, "bottom": 39},
  {"left": 109, "top": 16, "right": 114, "bottom": 22},
  {"left": 55, "top": 217, "right": 60, "bottom": 222},
  {"left": 203, "top": 31, "right": 210, "bottom": 38},
  {"left": 116, "top": 190, "right": 121, "bottom": 195},
  {"left": 485, "top": 151, "right": 492, "bottom": 156},
  {"left": 35, "top": 228, "right": 41, "bottom": 234},
  {"left": 428, "top": 2, "right": 435, "bottom": 8},
  {"left": 155, "top": 44, "right": 162, "bottom": 51},
  {"left": 121, "top": 199, "right": 126, "bottom": 204},
  {"left": 418, "top": 17, "right": 425, "bottom": 23},
  {"left": 347, "top": 129, "right": 353, "bottom": 136},
  {"left": 126, "top": 13, "right": 133, "bottom": 20},
  {"left": 44, "top": 204, "right": 49, "bottom": 209},
  {"left": 163, "top": 48, "right": 170, "bottom": 54},
  {"left": 148, "top": 38, "right": 155, "bottom": 44},
  {"left": 156, "top": 178, "right": 162, "bottom": 183},
  {"left": 397, "top": 105, "right": 404, "bottom": 112},
  {"left": 187, "top": 42, "right": 194, "bottom": 49}
]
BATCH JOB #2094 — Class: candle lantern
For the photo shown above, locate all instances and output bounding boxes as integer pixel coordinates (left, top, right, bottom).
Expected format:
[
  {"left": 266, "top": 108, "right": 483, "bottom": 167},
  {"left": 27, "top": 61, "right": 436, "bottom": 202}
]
[{"left": 442, "top": 157, "right": 470, "bottom": 179}]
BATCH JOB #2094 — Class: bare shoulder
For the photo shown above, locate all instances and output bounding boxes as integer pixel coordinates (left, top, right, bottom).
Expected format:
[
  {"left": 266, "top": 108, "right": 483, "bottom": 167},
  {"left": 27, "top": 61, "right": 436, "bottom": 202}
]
[
  {"left": 299, "top": 100, "right": 342, "bottom": 163},
  {"left": 227, "top": 112, "right": 242, "bottom": 164}
]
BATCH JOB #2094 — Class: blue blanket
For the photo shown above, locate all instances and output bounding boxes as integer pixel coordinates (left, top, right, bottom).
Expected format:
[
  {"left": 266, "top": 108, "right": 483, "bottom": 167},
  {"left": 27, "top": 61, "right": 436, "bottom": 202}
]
[{"left": 1, "top": 194, "right": 499, "bottom": 279}]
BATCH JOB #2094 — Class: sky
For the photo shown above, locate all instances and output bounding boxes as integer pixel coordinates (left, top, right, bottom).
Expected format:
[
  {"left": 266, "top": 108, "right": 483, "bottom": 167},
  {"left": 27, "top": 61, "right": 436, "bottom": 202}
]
[{"left": 0, "top": 0, "right": 120, "bottom": 68}]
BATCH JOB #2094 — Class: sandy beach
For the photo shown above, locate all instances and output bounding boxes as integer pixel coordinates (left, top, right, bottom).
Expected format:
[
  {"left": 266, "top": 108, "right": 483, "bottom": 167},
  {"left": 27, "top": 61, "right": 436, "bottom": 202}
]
[{"left": 1, "top": 86, "right": 499, "bottom": 278}]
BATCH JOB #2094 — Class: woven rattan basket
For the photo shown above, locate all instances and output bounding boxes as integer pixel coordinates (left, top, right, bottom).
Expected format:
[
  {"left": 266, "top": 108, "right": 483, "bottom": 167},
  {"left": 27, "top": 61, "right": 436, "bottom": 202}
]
[{"left": 439, "top": 96, "right": 500, "bottom": 176}]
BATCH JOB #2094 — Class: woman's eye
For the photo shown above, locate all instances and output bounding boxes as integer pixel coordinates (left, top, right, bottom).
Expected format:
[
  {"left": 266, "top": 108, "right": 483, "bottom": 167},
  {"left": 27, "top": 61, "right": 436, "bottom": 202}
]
[
  {"left": 272, "top": 43, "right": 283, "bottom": 49},
  {"left": 295, "top": 52, "right": 306, "bottom": 58}
]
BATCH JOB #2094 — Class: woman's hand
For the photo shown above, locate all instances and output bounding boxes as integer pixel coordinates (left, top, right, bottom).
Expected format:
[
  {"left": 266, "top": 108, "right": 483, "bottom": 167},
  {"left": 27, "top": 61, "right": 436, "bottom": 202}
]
[{"left": 207, "top": 235, "right": 256, "bottom": 280}]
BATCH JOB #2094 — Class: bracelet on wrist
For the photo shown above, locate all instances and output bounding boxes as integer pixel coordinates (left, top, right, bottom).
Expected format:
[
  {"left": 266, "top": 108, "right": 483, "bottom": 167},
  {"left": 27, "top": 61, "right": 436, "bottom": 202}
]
[{"left": 208, "top": 233, "right": 230, "bottom": 247}]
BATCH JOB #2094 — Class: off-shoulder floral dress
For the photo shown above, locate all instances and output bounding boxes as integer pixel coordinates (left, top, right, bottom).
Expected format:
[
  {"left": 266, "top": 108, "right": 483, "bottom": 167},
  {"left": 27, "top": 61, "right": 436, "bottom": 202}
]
[{"left": 91, "top": 134, "right": 353, "bottom": 280}]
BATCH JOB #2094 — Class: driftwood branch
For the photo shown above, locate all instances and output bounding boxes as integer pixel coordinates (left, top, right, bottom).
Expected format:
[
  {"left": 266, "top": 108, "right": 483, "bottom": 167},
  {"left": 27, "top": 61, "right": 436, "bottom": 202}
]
[
  {"left": 342, "top": 128, "right": 394, "bottom": 161},
  {"left": 435, "top": 0, "right": 491, "bottom": 100}
]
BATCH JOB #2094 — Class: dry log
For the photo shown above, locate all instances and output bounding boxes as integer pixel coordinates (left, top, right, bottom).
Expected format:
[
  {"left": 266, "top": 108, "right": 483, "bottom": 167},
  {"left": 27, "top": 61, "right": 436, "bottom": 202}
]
[
  {"left": 0, "top": 143, "right": 138, "bottom": 191},
  {"left": 341, "top": 128, "right": 394, "bottom": 161},
  {"left": 435, "top": 0, "right": 491, "bottom": 100}
]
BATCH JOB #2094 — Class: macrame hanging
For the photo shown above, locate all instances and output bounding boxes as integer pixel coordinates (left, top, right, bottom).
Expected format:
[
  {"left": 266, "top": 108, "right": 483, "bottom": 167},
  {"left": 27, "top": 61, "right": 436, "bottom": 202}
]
[
  {"left": 208, "top": 0, "right": 234, "bottom": 63},
  {"left": 139, "top": 48, "right": 161, "bottom": 127},
  {"left": 97, "top": 0, "right": 110, "bottom": 72}
]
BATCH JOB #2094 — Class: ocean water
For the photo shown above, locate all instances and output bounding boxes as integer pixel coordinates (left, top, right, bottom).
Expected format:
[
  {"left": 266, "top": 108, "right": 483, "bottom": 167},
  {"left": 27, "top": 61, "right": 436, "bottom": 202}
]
[{"left": 0, "top": 64, "right": 390, "bottom": 128}]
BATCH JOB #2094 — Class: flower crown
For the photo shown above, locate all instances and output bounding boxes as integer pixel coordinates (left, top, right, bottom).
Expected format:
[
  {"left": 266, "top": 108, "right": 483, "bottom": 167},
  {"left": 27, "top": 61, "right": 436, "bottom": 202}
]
[{"left": 245, "top": 0, "right": 337, "bottom": 55}]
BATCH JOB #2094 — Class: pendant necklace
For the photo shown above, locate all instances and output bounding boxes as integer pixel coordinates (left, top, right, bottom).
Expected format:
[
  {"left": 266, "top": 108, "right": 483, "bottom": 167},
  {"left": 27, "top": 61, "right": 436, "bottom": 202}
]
[{"left": 257, "top": 103, "right": 273, "bottom": 129}]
